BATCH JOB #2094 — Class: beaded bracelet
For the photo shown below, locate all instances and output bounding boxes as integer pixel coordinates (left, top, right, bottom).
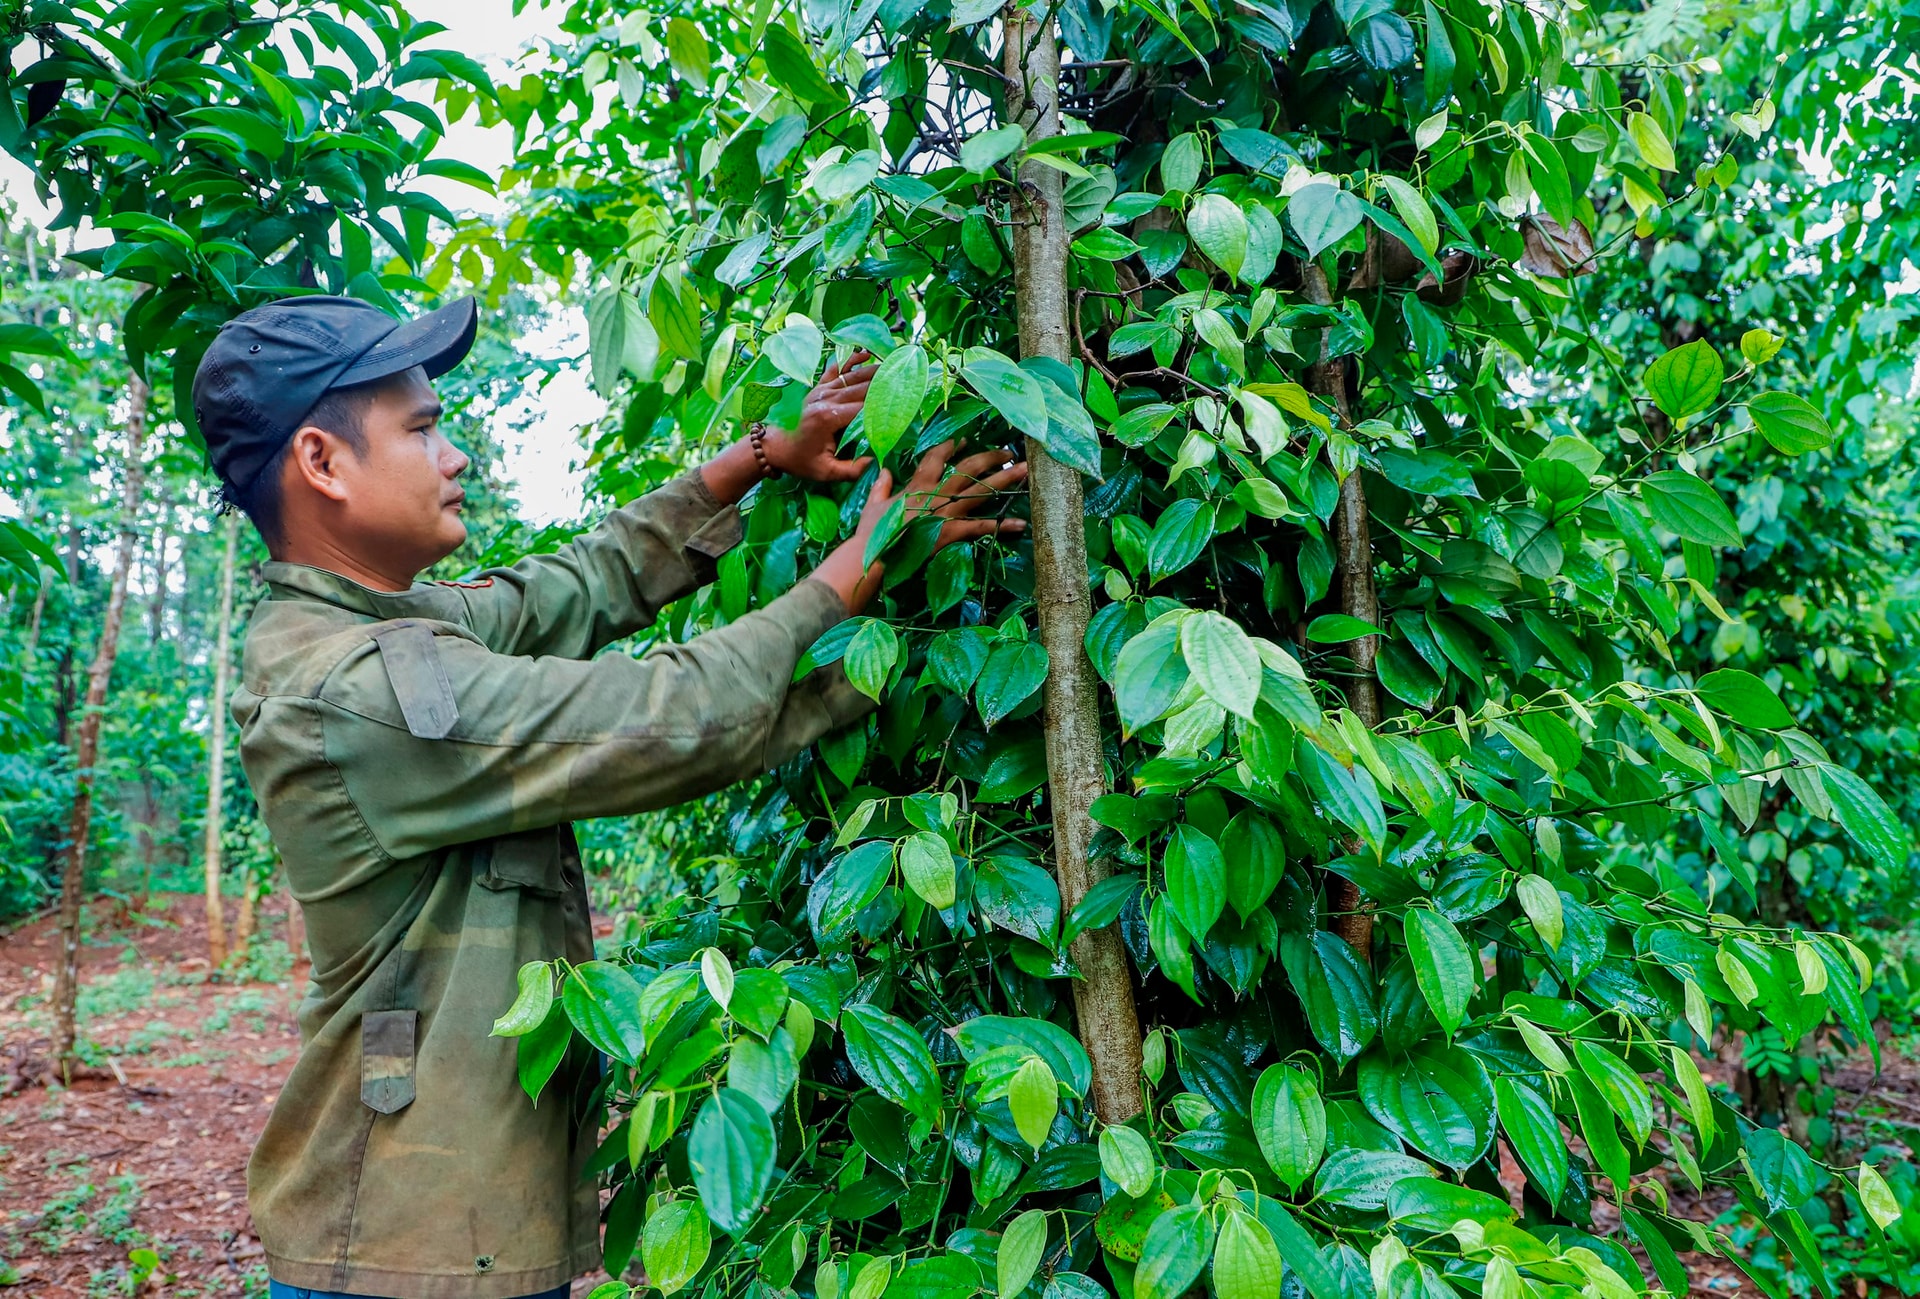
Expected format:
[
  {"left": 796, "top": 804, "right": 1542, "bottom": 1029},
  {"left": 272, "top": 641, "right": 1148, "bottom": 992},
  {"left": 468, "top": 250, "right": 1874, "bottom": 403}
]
[{"left": 748, "top": 421, "right": 773, "bottom": 479}]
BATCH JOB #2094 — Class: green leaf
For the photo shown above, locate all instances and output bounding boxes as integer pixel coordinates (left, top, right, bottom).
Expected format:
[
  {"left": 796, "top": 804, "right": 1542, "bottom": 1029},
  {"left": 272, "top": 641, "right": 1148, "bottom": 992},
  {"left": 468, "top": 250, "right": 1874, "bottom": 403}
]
[
  {"left": 977, "top": 640, "right": 1050, "bottom": 727},
  {"left": 1134, "top": 1204, "right": 1215, "bottom": 1299},
  {"left": 1221, "top": 811, "right": 1285, "bottom": 921},
  {"left": 491, "top": 961, "right": 553, "bottom": 1037},
  {"left": 587, "top": 287, "right": 657, "bottom": 395},
  {"left": 1386, "top": 1176, "right": 1515, "bottom": 1231},
  {"left": 689, "top": 1089, "right": 777, "bottom": 1233},
  {"left": 823, "top": 192, "right": 877, "bottom": 269},
  {"left": 900, "top": 832, "right": 958, "bottom": 910},
  {"left": 1373, "top": 175, "right": 1438, "bottom": 254},
  {"left": 766, "top": 315, "right": 824, "bottom": 383},
  {"left": 1514, "top": 875, "right": 1563, "bottom": 950},
  {"left": 1493, "top": 1076, "right": 1568, "bottom": 1208},
  {"left": 516, "top": 1002, "right": 570, "bottom": 1103},
  {"left": 1280, "top": 932, "right": 1378, "bottom": 1064},
  {"left": 1356, "top": 1041, "right": 1494, "bottom": 1169},
  {"left": 1159, "top": 133, "right": 1203, "bottom": 194},
  {"left": 642, "top": 1200, "right": 712, "bottom": 1295},
  {"left": 1295, "top": 742, "right": 1386, "bottom": 848},
  {"left": 814, "top": 841, "right": 895, "bottom": 937},
  {"left": 1696, "top": 668, "right": 1794, "bottom": 729},
  {"left": 1567, "top": 1073, "right": 1631, "bottom": 1192},
  {"left": 666, "top": 17, "right": 711, "bottom": 88},
  {"left": 1643, "top": 340, "right": 1724, "bottom": 420},
  {"left": 1518, "top": 133, "right": 1574, "bottom": 228},
  {"left": 1574, "top": 1041, "right": 1653, "bottom": 1148},
  {"left": 950, "top": 1016, "right": 1093, "bottom": 1099},
  {"left": 962, "top": 124, "right": 1026, "bottom": 174},
  {"left": 1405, "top": 908, "right": 1474, "bottom": 1036},
  {"left": 1820, "top": 763, "right": 1911, "bottom": 875},
  {"left": 1113, "top": 622, "right": 1189, "bottom": 732},
  {"left": 1074, "top": 228, "right": 1143, "bottom": 261},
  {"left": 1098, "top": 1126, "right": 1156, "bottom": 1198},
  {"left": 964, "top": 352, "right": 1051, "bottom": 440},
  {"left": 998, "top": 1209, "right": 1049, "bottom": 1298},
  {"left": 1180, "top": 611, "right": 1259, "bottom": 719},
  {"left": 843, "top": 1003, "right": 942, "bottom": 1121},
  {"left": 1251, "top": 1065, "right": 1325, "bottom": 1192},
  {"left": 1258, "top": 1202, "right": 1346, "bottom": 1299},
  {"left": 1859, "top": 1165, "right": 1903, "bottom": 1230},
  {"left": 1303, "top": 613, "right": 1380, "bottom": 642},
  {"left": 727, "top": 969, "right": 791, "bottom": 1041},
  {"left": 1008, "top": 1055, "right": 1058, "bottom": 1151},
  {"left": 1628, "top": 111, "right": 1677, "bottom": 170},
  {"left": 1147, "top": 500, "right": 1215, "bottom": 581},
  {"left": 1163, "top": 824, "right": 1227, "bottom": 940},
  {"left": 1288, "top": 184, "right": 1365, "bottom": 259},
  {"left": 561, "top": 960, "right": 646, "bottom": 1064},
  {"left": 1641, "top": 470, "right": 1742, "bottom": 547},
  {"left": 763, "top": 23, "right": 843, "bottom": 103},
  {"left": 1744, "top": 1127, "right": 1826, "bottom": 1214},
  {"left": 1186, "top": 193, "right": 1248, "bottom": 279},
  {"left": 1212, "top": 1212, "right": 1283, "bottom": 1299},
  {"left": 1747, "top": 391, "right": 1833, "bottom": 454},
  {"left": 844, "top": 619, "right": 900, "bottom": 701}
]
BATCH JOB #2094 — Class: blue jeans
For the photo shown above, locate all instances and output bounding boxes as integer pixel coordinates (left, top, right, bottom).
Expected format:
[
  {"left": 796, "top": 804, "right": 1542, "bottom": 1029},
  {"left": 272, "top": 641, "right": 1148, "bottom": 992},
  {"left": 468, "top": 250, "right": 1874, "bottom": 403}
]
[{"left": 269, "top": 1284, "right": 572, "bottom": 1299}]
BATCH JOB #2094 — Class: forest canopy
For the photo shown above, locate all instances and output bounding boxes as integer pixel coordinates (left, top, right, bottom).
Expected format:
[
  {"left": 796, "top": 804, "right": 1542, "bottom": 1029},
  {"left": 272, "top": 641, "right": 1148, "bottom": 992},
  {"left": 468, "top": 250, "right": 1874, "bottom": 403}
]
[{"left": 2, "top": 0, "right": 1919, "bottom": 1296}]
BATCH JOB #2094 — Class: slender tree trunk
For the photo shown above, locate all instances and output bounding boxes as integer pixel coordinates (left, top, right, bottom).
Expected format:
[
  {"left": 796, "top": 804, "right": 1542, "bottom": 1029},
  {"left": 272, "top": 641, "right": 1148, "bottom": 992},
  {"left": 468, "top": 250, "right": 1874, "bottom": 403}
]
[
  {"left": 49, "top": 376, "right": 150, "bottom": 1072},
  {"left": 233, "top": 871, "right": 259, "bottom": 958},
  {"left": 1302, "top": 265, "right": 1377, "bottom": 959},
  {"left": 22, "top": 577, "right": 46, "bottom": 668},
  {"left": 1003, "top": 8, "right": 1144, "bottom": 1125},
  {"left": 148, "top": 493, "right": 171, "bottom": 645},
  {"left": 202, "top": 512, "right": 238, "bottom": 968}
]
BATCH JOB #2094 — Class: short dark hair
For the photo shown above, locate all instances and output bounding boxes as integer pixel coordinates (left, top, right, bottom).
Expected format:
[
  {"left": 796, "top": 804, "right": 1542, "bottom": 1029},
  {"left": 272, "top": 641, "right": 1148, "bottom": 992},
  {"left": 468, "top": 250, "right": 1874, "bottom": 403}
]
[{"left": 219, "top": 380, "right": 380, "bottom": 549}]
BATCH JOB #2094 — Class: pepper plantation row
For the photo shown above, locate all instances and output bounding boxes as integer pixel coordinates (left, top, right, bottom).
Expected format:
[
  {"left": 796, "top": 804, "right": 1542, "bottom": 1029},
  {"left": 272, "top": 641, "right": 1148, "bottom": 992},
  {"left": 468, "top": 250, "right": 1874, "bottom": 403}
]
[
  {"left": 6, "top": 0, "right": 1920, "bottom": 1296},
  {"left": 482, "top": 0, "right": 1920, "bottom": 1296}
]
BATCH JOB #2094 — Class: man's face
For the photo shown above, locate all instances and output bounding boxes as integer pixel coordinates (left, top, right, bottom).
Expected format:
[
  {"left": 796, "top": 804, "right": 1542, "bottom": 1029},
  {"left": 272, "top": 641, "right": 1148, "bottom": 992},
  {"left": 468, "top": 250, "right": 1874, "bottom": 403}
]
[{"left": 335, "top": 367, "right": 471, "bottom": 573}]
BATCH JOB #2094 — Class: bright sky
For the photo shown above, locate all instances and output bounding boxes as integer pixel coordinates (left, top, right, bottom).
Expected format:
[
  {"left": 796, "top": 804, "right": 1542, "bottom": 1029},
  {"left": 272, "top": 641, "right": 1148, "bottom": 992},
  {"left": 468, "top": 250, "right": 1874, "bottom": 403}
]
[{"left": 3, "top": 0, "right": 601, "bottom": 525}]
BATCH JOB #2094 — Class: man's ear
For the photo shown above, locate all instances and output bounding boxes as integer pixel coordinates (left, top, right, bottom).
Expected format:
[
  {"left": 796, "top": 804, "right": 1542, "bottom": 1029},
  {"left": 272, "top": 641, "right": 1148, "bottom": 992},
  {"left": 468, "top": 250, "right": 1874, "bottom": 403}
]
[{"left": 288, "top": 426, "right": 353, "bottom": 503}]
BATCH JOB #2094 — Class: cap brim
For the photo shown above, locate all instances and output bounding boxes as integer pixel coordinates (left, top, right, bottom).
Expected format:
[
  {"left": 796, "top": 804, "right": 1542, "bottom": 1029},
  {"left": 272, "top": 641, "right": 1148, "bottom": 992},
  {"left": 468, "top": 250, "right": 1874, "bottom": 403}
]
[{"left": 337, "top": 296, "right": 479, "bottom": 386}]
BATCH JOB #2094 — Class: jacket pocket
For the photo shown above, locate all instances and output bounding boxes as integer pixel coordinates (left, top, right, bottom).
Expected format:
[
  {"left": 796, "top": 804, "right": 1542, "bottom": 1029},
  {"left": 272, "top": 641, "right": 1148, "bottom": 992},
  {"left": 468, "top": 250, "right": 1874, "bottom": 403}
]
[
  {"left": 360, "top": 1009, "right": 418, "bottom": 1114},
  {"left": 476, "top": 827, "right": 567, "bottom": 896}
]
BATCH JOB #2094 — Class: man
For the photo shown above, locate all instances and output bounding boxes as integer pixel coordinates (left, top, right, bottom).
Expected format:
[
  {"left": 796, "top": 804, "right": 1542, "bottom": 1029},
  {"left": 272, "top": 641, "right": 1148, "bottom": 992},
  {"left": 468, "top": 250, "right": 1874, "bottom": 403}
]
[{"left": 190, "top": 294, "right": 1025, "bottom": 1299}]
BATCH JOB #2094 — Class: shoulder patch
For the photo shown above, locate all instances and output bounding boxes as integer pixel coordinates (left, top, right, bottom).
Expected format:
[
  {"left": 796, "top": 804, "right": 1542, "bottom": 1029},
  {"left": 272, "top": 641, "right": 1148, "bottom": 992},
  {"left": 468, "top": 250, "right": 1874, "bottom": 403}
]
[
  {"left": 372, "top": 622, "right": 460, "bottom": 740},
  {"left": 434, "top": 577, "right": 495, "bottom": 589}
]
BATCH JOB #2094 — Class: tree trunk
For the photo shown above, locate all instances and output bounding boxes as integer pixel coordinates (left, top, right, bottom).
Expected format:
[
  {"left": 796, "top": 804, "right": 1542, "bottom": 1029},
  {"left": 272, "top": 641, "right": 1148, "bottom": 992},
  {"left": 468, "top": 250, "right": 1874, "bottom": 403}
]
[
  {"left": 1302, "top": 264, "right": 1377, "bottom": 959},
  {"left": 49, "top": 375, "right": 150, "bottom": 1072},
  {"left": 148, "top": 493, "right": 171, "bottom": 645},
  {"left": 1003, "top": 7, "right": 1144, "bottom": 1125},
  {"left": 233, "top": 870, "right": 259, "bottom": 959},
  {"left": 22, "top": 578, "right": 46, "bottom": 669},
  {"left": 202, "top": 512, "right": 238, "bottom": 968}
]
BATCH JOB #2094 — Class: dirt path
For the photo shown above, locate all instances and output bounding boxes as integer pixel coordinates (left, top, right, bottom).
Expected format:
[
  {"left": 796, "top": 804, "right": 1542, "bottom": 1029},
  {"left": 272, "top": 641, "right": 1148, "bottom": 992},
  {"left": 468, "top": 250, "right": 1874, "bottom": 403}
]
[{"left": 0, "top": 894, "right": 301, "bottom": 1296}]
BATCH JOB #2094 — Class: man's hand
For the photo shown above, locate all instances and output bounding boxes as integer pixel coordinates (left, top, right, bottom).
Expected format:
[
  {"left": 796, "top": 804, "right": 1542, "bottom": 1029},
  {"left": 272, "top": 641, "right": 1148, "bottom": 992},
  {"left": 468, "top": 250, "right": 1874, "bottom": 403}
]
[
  {"left": 813, "top": 441, "right": 1028, "bottom": 613},
  {"left": 762, "top": 351, "right": 879, "bottom": 483}
]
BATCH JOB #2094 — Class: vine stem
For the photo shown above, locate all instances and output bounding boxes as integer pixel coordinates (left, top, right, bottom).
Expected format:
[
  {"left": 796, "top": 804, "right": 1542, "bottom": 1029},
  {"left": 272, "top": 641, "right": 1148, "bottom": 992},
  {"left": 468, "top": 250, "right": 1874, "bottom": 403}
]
[
  {"left": 1301, "top": 262, "right": 1377, "bottom": 961},
  {"left": 1001, "top": 4, "right": 1144, "bottom": 1125}
]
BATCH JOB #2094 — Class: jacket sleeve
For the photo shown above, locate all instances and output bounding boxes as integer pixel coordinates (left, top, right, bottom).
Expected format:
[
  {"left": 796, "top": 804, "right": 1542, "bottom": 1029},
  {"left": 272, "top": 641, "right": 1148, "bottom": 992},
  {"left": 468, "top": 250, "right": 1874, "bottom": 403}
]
[
  {"left": 444, "top": 471, "right": 743, "bottom": 660},
  {"left": 316, "top": 579, "right": 873, "bottom": 862}
]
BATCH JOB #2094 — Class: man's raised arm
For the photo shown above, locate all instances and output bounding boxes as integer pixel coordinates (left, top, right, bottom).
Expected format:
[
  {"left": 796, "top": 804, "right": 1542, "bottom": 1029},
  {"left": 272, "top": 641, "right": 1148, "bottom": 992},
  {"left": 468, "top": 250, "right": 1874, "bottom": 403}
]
[{"left": 445, "top": 354, "right": 881, "bottom": 660}]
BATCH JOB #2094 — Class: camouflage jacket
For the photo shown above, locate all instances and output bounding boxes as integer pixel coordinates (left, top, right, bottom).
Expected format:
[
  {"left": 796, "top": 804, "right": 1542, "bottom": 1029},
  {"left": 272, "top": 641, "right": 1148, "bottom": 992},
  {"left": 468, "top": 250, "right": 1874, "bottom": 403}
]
[{"left": 235, "top": 472, "right": 868, "bottom": 1298}]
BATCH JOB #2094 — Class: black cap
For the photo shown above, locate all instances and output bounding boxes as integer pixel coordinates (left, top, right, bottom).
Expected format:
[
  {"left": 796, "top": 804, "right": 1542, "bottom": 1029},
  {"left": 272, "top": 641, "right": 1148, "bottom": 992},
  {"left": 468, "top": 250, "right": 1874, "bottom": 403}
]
[{"left": 192, "top": 295, "right": 479, "bottom": 494}]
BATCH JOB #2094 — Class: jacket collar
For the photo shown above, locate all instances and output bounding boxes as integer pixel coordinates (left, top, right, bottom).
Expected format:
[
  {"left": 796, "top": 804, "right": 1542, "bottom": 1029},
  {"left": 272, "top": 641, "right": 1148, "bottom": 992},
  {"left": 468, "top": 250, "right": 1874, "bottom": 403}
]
[{"left": 262, "top": 561, "right": 450, "bottom": 621}]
